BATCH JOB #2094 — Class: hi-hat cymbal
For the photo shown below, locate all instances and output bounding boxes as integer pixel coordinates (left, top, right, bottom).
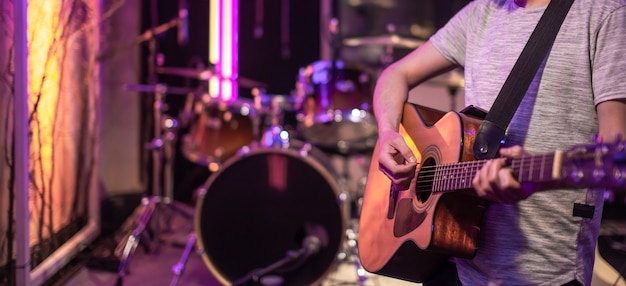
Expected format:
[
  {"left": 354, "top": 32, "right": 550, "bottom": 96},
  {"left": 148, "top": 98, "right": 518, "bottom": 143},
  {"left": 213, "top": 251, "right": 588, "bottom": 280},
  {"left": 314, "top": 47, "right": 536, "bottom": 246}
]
[
  {"left": 425, "top": 69, "right": 465, "bottom": 89},
  {"left": 156, "top": 67, "right": 268, "bottom": 88},
  {"left": 343, "top": 35, "right": 424, "bottom": 49},
  {"left": 123, "top": 83, "right": 197, "bottom": 95}
]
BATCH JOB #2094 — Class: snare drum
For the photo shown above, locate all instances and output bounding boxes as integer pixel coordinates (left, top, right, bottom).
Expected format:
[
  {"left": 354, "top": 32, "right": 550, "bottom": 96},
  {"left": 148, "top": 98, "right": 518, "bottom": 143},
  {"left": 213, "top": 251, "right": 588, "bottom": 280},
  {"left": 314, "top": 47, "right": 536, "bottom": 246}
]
[
  {"left": 181, "top": 97, "right": 257, "bottom": 168},
  {"left": 195, "top": 140, "right": 346, "bottom": 286},
  {"left": 297, "top": 60, "right": 377, "bottom": 153}
]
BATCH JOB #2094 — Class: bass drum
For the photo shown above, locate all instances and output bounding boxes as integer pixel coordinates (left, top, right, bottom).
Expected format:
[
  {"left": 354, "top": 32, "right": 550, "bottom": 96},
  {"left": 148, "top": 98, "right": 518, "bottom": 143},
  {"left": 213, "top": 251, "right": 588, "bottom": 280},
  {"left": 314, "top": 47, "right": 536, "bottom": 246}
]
[{"left": 195, "top": 140, "right": 346, "bottom": 286}]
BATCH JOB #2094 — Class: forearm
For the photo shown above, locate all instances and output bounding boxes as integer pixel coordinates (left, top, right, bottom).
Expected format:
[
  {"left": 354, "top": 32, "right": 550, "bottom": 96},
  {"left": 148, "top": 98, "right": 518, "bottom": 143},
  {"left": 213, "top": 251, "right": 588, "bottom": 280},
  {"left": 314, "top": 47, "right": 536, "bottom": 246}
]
[
  {"left": 372, "top": 41, "right": 457, "bottom": 133},
  {"left": 373, "top": 66, "right": 410, "bottom": 133},
  {"left": 596, "top": 99, "right": 626, "bottom": 143}
]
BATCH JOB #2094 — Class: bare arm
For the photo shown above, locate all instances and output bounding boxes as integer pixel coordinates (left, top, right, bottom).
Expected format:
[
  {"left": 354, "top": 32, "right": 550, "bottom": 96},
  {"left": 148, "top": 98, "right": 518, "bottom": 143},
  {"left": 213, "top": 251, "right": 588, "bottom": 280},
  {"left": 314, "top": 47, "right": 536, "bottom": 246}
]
[
  {"left": 373, "top": 41, "right": 457, "bottom": 188},
  {"left": 596, "top": 99, "right": 626, "bottom": 143},
  {"left": 373, "top": 40, "right": 458, "bottom": 134}
]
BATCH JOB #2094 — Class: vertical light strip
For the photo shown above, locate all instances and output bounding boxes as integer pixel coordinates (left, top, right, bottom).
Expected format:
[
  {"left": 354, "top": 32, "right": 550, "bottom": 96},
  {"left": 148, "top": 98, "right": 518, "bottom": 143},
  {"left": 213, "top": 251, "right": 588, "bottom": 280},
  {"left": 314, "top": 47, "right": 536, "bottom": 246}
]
[
  {"left": 208, "top": 0, "right": 221, "bottom": 98},
  {"left": 220, "top": 0, "right": 237, "bottom": 101},
  {"left": 222, "top": 0, "right": 232, "bottom": 78},
  {"left": 209, "top": 0, "right": 238, "bottom": 101},
  {"left": 232, "top": 0, "right": 239, "bottom": 101},
  {"left": 209, "top": 0, "right": 220, "bottom": 65}
]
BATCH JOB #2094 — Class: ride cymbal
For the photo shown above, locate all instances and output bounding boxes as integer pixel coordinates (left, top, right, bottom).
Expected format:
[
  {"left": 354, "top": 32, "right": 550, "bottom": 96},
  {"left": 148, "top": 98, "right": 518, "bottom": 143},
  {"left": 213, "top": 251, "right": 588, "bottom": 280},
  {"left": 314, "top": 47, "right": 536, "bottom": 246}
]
[
  {"left": 343, "top": 35, "right": 424, "bottom": 49},
  {"left": 156, "top": 66, "right": 268, "bottom": 88}
]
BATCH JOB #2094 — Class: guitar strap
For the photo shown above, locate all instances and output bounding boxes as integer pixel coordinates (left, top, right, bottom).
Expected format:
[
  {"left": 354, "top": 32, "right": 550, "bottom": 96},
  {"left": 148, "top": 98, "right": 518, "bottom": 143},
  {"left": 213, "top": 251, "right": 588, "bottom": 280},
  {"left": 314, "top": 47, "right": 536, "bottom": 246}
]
[{"left": 472, "top": 0, "right": 575, "bottom": 160}]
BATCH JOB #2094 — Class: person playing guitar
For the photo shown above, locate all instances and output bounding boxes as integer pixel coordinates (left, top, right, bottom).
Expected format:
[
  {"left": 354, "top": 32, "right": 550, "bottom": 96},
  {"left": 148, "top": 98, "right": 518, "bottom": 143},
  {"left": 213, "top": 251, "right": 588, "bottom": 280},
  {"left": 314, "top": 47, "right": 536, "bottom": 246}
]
[{"left": 361, "top": 0, "right": 626, "bottom": 285}]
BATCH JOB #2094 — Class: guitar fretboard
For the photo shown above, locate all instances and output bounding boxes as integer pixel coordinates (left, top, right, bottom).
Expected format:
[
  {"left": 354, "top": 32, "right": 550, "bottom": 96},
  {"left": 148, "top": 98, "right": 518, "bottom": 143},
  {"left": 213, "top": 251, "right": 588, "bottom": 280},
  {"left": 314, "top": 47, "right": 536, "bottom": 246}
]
[{"left": 416, "top": 151, "right": 562, "bottom": 193}]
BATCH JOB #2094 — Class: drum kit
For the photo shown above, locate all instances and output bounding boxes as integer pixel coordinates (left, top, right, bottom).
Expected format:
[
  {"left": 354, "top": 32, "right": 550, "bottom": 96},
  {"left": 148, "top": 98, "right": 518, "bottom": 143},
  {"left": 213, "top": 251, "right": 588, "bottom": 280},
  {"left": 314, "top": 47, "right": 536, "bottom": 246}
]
[
  {"left": 111, "top": 9, "right": 462, "bottom": 286},
  {"left": 118, "top": 60, "right": 377, "bottom": 286}
]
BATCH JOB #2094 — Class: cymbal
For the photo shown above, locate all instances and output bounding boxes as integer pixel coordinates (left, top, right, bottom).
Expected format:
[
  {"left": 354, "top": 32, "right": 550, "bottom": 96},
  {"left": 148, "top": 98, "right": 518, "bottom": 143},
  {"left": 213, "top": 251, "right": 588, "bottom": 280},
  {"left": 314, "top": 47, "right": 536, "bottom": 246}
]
[
  {"left": 424, "top": 69, "right": 464, "bottom": 89},
  {"left": 156, "top": 67, "right": 268, "bottom": 88},
  {"left": 343, "top": 35, "right": 424, "bottom": 49},
  {"left": 122, "top": 83, "right": 196, "bottom": 95},
  {"left": 157, "top": 67, "right": 214, "bottom": 79}
]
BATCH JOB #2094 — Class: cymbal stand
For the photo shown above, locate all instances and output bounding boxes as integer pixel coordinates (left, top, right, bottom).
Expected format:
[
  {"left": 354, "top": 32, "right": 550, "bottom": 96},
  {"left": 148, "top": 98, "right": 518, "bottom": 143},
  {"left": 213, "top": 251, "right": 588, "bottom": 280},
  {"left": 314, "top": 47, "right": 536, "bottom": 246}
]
[
  {"left": 113, "top": 1, "right": 194, "bottom": 283},
  {"left": 116, "top": 84, "right": 194, "bottom": 285},
  {"left": 170, "top": 233, "right": 197, "bottom": 286},
  {"left": 448, "top": 86, "right": 459, "bottom": 111}
]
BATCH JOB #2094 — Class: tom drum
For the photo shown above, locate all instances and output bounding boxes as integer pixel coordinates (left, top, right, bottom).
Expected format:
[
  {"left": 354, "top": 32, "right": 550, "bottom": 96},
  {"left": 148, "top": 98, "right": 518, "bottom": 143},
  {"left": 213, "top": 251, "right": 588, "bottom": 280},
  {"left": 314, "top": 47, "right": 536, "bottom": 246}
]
[{"left": 297, "top": 60, "right": 377, "bottom": 154}]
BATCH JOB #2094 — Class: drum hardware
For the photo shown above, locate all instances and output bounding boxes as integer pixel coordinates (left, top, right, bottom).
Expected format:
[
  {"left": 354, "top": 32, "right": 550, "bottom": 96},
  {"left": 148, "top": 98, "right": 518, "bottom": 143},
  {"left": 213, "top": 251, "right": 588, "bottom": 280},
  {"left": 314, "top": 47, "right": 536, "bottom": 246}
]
[
  {"left": 333, "top": 154, "right": 369, "bottom": 286},
  {"left": 253, "top": 90, "right": 301, "bottom": 148},
  {"left": 116, "top": 83, "right": 196, "bottom": 285},
  {"left": 230, "top": 234, "right": 323, "bottom": 286},
  {"left": 345, "top": 224, "right": 368, "bottom": 286},
  {"left": 170, "top": 233, "right": 197, "bottom": 286}
]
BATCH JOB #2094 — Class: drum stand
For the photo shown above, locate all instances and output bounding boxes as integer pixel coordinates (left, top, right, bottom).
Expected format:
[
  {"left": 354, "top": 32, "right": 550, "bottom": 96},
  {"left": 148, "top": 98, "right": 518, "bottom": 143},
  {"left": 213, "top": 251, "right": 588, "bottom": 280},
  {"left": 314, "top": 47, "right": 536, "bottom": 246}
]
[
  {"left": 115, "top": 84, "right": 195, "bottom": 286},
  {"left": 170, "top": 233, "right": 197, "bottom": 286},
  {"left": 336, "top": 154, "right": 369, "bottom": 286}
]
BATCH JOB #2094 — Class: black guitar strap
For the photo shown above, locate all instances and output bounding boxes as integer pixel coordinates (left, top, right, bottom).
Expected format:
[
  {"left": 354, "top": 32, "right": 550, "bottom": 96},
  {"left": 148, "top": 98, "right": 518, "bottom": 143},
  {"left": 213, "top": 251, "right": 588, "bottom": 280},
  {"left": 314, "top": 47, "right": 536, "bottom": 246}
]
[{"left": 472, "top": 0, "right": 575, "bottom": 160}]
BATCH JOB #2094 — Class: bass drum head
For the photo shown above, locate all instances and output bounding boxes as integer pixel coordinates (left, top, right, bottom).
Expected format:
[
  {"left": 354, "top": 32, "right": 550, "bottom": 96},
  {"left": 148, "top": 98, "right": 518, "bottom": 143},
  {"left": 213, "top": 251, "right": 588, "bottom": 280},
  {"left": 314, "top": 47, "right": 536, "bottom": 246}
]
[{"left": 195, "top": 141, "right": 345, "bottom": 286}]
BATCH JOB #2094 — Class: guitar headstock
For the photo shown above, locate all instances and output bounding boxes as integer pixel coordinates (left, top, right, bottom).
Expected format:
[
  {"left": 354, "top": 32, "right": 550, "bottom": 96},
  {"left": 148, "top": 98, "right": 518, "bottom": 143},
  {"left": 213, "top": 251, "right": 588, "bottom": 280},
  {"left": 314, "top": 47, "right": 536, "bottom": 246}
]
[{"left": 560, "top": 139, "right": 626, "bottom": 189}]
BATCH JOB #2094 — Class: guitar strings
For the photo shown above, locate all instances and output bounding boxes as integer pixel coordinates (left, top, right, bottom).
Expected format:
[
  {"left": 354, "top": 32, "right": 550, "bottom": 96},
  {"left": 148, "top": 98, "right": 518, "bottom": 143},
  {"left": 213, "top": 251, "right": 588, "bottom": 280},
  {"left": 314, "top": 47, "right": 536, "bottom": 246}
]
[
  {"left": 407, "top": 154, "right": 558, "bottom": 191},
  {"left": 413, "top": 153, "right": 557, "bottom": 174}
]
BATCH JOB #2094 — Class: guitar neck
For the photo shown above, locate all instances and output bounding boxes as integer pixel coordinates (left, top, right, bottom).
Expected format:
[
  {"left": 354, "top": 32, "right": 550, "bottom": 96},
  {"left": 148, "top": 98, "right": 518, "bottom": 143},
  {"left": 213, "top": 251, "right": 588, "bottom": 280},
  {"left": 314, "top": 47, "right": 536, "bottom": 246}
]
[{"left": 427, "top": 151, "right": 564, "bottom": 194}]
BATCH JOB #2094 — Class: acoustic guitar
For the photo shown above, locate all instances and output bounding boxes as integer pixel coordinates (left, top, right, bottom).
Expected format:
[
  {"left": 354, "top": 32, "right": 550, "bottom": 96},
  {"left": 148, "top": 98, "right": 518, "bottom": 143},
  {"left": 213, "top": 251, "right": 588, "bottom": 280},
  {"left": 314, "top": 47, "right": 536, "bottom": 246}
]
[{"left": 357, "top": 102, "right": 626, "bottom": 282}]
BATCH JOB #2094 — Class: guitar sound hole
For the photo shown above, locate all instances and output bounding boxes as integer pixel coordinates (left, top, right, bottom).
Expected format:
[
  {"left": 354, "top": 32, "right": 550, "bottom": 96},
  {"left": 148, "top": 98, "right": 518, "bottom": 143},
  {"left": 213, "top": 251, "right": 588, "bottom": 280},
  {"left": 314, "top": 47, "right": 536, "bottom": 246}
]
[{"left": 415, "top": 157, "right": 436, "bottom": 203}]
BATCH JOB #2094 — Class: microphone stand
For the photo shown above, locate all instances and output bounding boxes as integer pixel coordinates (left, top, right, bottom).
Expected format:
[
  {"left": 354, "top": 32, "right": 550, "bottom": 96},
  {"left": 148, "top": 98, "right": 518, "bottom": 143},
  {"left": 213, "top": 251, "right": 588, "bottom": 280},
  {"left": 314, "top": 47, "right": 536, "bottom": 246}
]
[
  {"left": 97, "top": 15, "right": 180, "bottom": 62},
  {"left": 231, "top": 247, "right": 313, "bottom": 286}
]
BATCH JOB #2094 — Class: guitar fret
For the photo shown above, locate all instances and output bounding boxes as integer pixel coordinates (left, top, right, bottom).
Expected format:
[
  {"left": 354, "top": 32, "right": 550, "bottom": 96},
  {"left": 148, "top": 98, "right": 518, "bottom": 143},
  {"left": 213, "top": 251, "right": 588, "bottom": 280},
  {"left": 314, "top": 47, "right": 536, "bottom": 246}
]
[
  {"left": 446, "top": 164, "right": 452, "bottom": 192},
  {"left": 442, "top": 165, "right": 446, "bottom": 192},
  {"left": 471, "top": 162, "right": 484, "bottom": 188},
  {"left": 453, "top": 164, "right": 458, "bottom": 191},
  {"left": 451, "top": 164, "right": 456, "bottom": 191},
  {"left": 467, "top": 162, "right": 474, "bottom": 189},
  {"left": 454, "top": 164, "right": 458, "bottom": 190},
  {"left": 441, "top": 165, "right": 446, "bottom": 192},
  {"left": 449, "top": 164, "right": 454, "bottom": 191},
  {"left": 460, "top": 164, "right": 465, "bottom": 189}
]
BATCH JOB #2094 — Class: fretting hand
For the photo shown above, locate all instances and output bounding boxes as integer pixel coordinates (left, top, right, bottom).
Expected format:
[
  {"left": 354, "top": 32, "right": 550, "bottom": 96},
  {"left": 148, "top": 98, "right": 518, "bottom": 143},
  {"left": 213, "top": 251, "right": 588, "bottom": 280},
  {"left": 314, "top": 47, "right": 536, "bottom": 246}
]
[{"left": 472, "top": 145, "right": 535, "bottom": 204}]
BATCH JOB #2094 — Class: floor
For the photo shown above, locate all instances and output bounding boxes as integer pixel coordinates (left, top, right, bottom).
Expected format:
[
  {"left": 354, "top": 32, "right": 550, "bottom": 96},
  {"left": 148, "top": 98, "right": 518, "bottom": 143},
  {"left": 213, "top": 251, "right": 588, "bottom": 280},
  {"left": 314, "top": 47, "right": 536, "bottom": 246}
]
[
  {"left": 55, "top": 161, "right": 626, "bottom": 286},
  {"left": 58, "top": 200, "right": 418, "bottom": 286},
  {"left": 55, "top": 198, "right": 626, "bottom": 286}
]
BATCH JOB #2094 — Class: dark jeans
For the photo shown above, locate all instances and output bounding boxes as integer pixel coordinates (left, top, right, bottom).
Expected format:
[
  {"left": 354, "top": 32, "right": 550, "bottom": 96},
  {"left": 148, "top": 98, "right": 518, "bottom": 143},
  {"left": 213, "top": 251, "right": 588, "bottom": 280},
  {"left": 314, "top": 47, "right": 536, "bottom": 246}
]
[
  {"left": 422, "top": 261, "right": 462, "bottom": 286},
  {"left": 422, "top": 262, "right": 582, "bottom": 286}
]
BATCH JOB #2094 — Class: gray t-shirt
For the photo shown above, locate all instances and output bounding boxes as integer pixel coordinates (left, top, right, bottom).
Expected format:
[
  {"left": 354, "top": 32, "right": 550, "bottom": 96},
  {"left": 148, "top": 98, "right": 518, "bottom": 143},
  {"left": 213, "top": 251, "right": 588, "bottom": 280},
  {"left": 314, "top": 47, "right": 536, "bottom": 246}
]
[{"left": 429, "top": 0, "right": 626, "bottom": 285}]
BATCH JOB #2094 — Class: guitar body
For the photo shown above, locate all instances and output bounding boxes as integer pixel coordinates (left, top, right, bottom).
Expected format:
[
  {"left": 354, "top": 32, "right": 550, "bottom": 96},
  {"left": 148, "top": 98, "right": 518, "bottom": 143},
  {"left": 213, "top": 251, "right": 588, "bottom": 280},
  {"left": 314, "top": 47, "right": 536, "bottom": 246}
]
[{"left": 358, "top": 103, "right": 489, "bottom": 282}]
